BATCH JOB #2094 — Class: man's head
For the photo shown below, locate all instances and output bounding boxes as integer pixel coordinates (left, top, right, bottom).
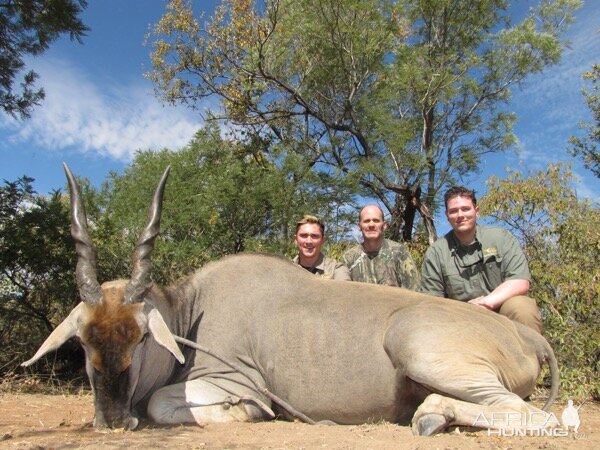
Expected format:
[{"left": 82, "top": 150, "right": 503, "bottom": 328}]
[
  {"left": 444, "top": 186, "right": 477, "bottom": 209},
  {"left": 358, "top": 205, "right": 387, "bottom": 250},
  {"left": 444, "top": 186, "right": 479, "bottom": 238},
  {"left": 294, "top": 215, "right": 326, "bottom": 265}
]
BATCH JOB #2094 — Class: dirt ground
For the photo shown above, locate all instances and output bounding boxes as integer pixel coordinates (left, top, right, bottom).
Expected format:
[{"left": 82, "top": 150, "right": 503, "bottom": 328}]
[{"left": 0, "top": 393, "right": 597, "bottom": 450}]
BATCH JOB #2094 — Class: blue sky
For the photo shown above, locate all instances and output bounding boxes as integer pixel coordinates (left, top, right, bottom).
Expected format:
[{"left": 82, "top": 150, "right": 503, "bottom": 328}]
[{"left": 1, "top": 0, "right": 598, "bottom": 209}]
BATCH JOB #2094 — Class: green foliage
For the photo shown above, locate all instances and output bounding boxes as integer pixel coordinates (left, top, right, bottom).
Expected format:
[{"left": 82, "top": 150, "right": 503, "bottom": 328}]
[
  {"left": 0, "top": 176, "right": 81, "bottom": 375},
  {"left": 99, "top": 125, "right": 355, "bottom": 284},
  {"left": 0, "top": 125, "right": 356, "bottom": 379},
  {"left": 146, "top": 0, "right": 580, "bottom": 242},
  {"left": 4, "top": 143, "right": 598, "bottom": 403},
  {"left": 569, "top": 63, "right": 600, "bottom": 178},
  {"left": 0, "top": 0, "right": 88, "bottom": 118},
  {"left": 480, "top": 165, "right": 600, "bottom": 400}
]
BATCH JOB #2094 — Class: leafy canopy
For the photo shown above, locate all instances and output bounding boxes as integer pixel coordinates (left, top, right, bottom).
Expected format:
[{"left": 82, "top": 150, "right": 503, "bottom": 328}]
[
  {"left": 0, "top": 0, "right": 88, "bottom": 118},
  {"left": 146, "top": 0, "right": 581, "bottom": 242}
]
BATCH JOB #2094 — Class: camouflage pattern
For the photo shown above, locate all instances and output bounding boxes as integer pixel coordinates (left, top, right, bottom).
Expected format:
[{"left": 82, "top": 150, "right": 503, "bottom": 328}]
[
  {"left": 342, "top": 239, "right": 420, "bottom": 289},
  {"left": 293, "top": 253, "right": 351, "bottom": 281}
]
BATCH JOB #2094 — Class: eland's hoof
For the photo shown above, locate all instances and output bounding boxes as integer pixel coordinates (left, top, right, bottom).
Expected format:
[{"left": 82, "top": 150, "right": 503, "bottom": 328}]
[{"left": 412, "top": 413, "right": 448, "bottom": 436}]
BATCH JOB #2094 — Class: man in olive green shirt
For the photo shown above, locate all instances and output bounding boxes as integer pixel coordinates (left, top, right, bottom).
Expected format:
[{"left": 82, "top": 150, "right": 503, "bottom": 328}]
[
  {"left": 420, "top": 186, "right": 542, "bottom": 333},
  {"left": 342, "top": 205, "right": 420, "bottom": 289}
]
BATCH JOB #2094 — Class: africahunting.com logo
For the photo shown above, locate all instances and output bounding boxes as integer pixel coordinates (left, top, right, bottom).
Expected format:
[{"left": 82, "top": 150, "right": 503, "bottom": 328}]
[{"left": 472, "top": 400, "right": 582, "bottom": 437}]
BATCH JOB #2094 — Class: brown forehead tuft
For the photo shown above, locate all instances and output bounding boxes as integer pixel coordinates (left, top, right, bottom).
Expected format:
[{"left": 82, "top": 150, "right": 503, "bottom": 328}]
[
  {"left": 84, "top": 301, "right": 144, "bottom": 372},
  {"left": 86, "top": 281, "right": 144, "bottom": 347},
  {"left": 86, "top": 301, "right": 144, "bottom": 338}
]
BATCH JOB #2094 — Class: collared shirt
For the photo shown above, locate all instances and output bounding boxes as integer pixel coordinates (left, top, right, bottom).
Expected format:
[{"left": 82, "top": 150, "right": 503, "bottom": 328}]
[
  {"left": 341, "top": 239, "right": 420, "bottom": 289},
  {"left": 293, "top": 253, "right": 351, "bottom": 280},
  {"left": 420, "top": 225, "right": 530, "bottom": 301}
]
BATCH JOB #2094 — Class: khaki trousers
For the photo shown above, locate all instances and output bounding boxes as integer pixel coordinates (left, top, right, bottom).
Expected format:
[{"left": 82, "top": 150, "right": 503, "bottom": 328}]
[{"left": 498, "top": 295, "right": 542, "bottom": 334}]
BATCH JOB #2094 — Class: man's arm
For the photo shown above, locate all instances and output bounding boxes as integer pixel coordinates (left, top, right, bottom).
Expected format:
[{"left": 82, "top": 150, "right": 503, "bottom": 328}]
[
  {"left": 470, "top": 229, "right": 531, "bottom": 309},
  {"left": 395, "top": 250, "right": 421, "bottom": 290},
  {"left": 468, "top": 278, "right": 530, "bottom": 310}
]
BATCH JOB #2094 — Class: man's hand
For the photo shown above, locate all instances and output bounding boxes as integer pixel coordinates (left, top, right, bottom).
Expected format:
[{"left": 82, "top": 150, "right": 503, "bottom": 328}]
[
  {"left": 467, "top": 279, "right": 530, "bottom": 311},
  {"left": 468, "top": 296, "right": 497, "bottom": 310}
]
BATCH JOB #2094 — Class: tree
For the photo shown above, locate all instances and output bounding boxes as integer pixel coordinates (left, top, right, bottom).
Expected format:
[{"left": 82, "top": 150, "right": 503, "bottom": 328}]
[
  {"left": 569, "top": 63, "right": 600, "bottom": 178},
  {"left": 0, "top": 0, "right": 88, "bottom": 118},
  {"left": 146, "top": 0, "right": 580, "bottom": 242},
  {"left": 100, "top": 124, "right": 354, "bottom": 284},
  {"left": 0, "top": 176, "right": 80, "bottom": 373},
  {"left": 480, "top": 165, "right": 599, "bottom": 400}
]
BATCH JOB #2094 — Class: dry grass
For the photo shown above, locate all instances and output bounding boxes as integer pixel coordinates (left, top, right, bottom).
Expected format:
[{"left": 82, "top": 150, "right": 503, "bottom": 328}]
[{"left": 0, "top": 370, "right": 90, "bottom": 395}]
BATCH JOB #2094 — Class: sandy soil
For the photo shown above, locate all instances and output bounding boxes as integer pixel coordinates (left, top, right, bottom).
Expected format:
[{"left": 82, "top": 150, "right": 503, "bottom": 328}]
[{"left": 0, "top": 393, "right": 597, "bottom": 449}]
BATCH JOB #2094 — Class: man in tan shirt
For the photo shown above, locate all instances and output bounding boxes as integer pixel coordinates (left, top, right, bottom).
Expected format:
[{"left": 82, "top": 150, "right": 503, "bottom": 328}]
[{"left": 293, "top": 215, "right": 350, "bottom": 280}]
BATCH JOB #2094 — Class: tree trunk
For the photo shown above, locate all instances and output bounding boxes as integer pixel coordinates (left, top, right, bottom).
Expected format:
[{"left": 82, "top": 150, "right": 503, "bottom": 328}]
[
  {"left": 386, "top": 194, "right": 405, "bottom": 242},
  {"left": 388, "top": 186, "right": 438, "bottom": 244},
  {"left": 401, "top": 196, "right": 417, "bottom": 242}
]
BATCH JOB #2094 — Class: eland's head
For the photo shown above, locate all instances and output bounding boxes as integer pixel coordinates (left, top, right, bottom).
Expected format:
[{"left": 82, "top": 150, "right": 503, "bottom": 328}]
[{"left": 22, "top": 164, "right": 184, "bottom": 429}]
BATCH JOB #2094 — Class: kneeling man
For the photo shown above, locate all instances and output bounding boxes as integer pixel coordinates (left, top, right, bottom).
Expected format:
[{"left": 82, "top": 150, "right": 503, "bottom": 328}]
[{"left": 420, "top": 186, "right": 542, "bottom": 333}]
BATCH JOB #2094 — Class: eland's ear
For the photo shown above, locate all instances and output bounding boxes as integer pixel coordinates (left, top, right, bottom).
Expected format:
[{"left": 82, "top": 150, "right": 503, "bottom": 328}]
[
  {"left": 147, "top": 308, "right": 185, "bottom": 364},
  {"left": 22, "top": 302, "right": 88, "bottom": 367}
]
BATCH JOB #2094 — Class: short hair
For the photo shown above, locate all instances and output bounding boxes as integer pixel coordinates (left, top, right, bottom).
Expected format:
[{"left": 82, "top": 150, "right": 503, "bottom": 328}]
[
  {"left": 358, "top": 204, "right": 385, "bottom": 222},
  {"left": 444, "top": 186, "right": 477, "bottom": 209},
  {"left": 295, "top": 214, "right": 325, "bottom": 235}
]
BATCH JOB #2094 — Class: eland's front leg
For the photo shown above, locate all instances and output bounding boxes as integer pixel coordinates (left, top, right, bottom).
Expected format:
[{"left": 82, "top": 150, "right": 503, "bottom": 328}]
[{"left": 147, "top": 379, "right": 274, "bottom": 425}]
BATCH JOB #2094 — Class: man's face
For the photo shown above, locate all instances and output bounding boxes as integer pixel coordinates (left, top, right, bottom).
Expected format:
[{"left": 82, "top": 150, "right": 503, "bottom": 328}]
[
  {"left": 358, "top": 206, "right": 387, "bottom": 242},
  {"left": 445, "top": 195, "right": 479, "bottom": 234},
  {"left": 294, "top": 223, "right": 325, "bottom": 260}
]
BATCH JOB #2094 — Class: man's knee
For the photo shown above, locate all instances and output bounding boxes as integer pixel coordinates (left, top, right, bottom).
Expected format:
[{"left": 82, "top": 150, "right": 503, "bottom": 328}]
[{"left": 499, "top": 296, "right": 542, "bottom": 334}]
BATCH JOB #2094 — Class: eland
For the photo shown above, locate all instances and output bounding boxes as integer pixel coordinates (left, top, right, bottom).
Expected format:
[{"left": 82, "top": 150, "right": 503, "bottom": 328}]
[{"left": 23, "top": 165, "right": 558, "bottom": 435}]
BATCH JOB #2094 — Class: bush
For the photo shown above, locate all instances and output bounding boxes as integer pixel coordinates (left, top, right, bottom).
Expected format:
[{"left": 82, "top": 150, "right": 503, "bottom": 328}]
[{"left": 480, "top": 165, "right": 599, "bottom": 400}]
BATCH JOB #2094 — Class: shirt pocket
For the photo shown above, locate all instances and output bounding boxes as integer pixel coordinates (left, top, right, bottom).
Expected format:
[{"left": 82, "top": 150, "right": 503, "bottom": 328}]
[
  {"left": 483, "top": 255, "right": 503, "bottom": 289},
  {"left": 444, "top": 273, "right": 468, "bottom": 300}
]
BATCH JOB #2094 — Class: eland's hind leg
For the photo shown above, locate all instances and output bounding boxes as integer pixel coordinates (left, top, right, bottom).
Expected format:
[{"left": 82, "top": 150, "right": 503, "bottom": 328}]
[
  {"left": 404, "top": 354, "right": 554, "bottom": 436},
  {"left": 410, "top": 375, "right": 557, "bottom": 436}
]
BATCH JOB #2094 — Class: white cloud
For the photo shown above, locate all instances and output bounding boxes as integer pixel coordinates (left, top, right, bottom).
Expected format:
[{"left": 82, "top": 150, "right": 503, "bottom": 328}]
[{"left": 1, "top": 58, "right": 204, "bottom": 160}]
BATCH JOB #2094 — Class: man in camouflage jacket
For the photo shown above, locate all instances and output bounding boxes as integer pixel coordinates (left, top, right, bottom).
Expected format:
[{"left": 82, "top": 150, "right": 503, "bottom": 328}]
[{"left": 342, "top": 205, "right": 420, "bottom": 289}]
